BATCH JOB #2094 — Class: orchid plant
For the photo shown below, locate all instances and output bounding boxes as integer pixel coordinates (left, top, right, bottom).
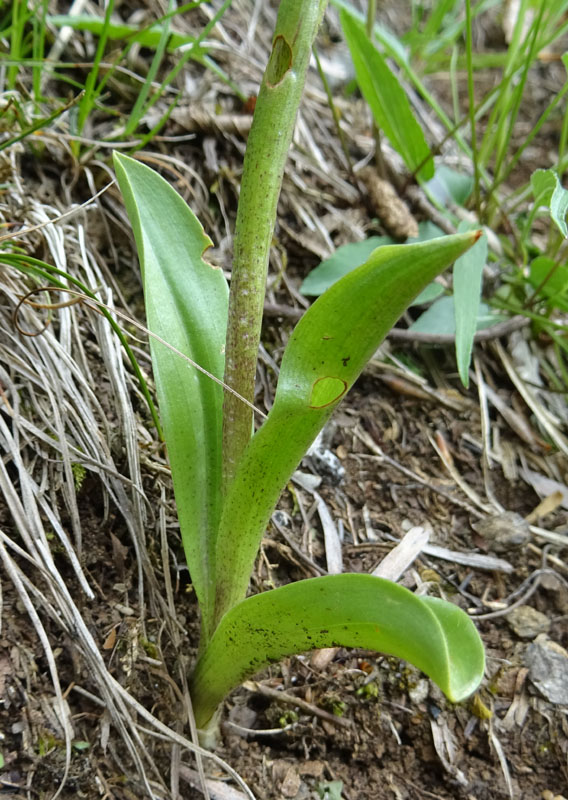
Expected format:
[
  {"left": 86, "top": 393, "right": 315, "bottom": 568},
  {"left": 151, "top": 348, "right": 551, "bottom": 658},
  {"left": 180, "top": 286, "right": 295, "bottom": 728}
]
[{"left": 114, "top": 0, "right": 484, "bottom": 738}]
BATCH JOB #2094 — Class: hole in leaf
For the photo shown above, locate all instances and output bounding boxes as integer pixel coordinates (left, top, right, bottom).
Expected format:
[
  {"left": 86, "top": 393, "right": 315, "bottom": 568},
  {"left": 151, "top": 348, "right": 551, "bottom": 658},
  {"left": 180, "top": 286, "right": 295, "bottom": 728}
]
[{"left": 309, "top": 376, "right": 347, "bottom": 409}]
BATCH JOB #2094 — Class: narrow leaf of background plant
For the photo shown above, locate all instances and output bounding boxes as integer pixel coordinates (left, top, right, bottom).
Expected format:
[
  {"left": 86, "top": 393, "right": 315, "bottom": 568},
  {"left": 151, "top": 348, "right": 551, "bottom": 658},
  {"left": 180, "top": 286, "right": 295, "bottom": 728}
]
[
  {"left": 340, "top": 8, "right": 434, "bottom": 180},
  {"left": 453, "top": 225, "right": 487, "bottom": 387}
]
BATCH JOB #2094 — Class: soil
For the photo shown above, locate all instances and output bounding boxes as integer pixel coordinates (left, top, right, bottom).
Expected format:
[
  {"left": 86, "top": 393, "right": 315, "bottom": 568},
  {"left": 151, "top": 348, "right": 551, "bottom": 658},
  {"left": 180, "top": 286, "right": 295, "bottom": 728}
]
[{"left": 0, "top": 3, "right": 567, "bottom": 800}]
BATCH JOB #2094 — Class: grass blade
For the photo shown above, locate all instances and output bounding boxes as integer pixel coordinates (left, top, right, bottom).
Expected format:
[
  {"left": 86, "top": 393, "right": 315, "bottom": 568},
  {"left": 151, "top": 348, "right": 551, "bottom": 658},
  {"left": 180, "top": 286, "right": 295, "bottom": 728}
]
[{"left": 340, "top": 8, "right": 434, "bottom": 180}]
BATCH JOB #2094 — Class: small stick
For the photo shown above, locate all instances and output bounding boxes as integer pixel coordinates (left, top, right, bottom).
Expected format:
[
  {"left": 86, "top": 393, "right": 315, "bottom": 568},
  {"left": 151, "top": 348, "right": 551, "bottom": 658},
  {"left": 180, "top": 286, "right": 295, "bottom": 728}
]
[
  {"left": 263, "top": 304, "right": 529, "bottom": 345},
  {"left": 243, "top": 681, "right": 353, "bottom": 729}
]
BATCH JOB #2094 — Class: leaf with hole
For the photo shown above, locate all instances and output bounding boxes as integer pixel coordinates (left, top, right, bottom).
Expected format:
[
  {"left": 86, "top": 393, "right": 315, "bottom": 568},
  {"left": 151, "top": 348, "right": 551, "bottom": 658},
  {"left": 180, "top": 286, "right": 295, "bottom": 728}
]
[{"left": 213, "top": 231, "right": 482, "bottom": 622}]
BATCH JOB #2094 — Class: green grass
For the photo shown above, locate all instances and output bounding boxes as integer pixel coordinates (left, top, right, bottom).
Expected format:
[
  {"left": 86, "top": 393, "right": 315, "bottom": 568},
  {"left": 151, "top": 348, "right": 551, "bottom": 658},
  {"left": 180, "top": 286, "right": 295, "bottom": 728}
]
[
  {"left": 333, "top": 0, "right": 568, "bottom": 389},
  {"left": 1, "top": 0, "right": 566, "bottom": 385}
]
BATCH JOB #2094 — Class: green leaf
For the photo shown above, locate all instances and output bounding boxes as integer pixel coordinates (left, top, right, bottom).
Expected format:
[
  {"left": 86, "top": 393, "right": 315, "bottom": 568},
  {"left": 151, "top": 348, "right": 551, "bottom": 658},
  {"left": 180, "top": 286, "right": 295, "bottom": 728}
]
[
  {"left": 340, "top": 9, "right": 434, "bottom": 180},
  {"left": 47, "top": 14, "right": 197, "bottom": 51},
  {"left": 300, "top": 236, "right": 391, "bottom": 296},
  {"left": 300, "top": 223, "right": 445, "bottom": 298},
  {"left": 426, "top": 165, "right": 474, "bottom": 207},
  {"left": 213, "top": 231, "right": 480, "bottom": 622},
  {"left": 191, "top": 574, "right": 485, "bottom": 728},
  {"left": 531, "top": 168, "right": 557, "bottom": 208},
  {"left": 113, "top": 153, "right": 228, "bottom": 635},
  {"left": 529, "top": 256, "right": 568, "bottom": 312},
  {"left": 317, "top": 782, "right": 344, "bottom": 800},
  {"left": 413, "top": 281, "right": 445, "bottom": 305},
  {"left": 410, "top": 296, "right": 505, "bottom": 336},
  {"left": 551, "top": 179, "right": 568, "bottom": 238},
  {"left": 72, "top": 741, "right": 90, "bottom": 751},
  {"left": 454, "top": 226, "right": 487, "bottom": 387},
  {"left": 530, "top": 168, "right": 568, "bottom": 237}
]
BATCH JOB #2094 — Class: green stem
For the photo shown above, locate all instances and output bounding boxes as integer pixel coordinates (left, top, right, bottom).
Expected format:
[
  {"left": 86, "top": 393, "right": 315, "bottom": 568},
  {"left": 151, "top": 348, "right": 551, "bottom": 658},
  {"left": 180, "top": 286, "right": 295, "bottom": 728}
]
[
  {"left": 366, "top": 0, "right": 376, "bottom": 37},
  {"left": 313, "top": 44, "right": 353, "bottom": 173},
  {"left": 221, "top": 0, "right": 327, "bottom": 491},
  {"left": 464, "top": 0, "right": 480, "bottom": 219}
]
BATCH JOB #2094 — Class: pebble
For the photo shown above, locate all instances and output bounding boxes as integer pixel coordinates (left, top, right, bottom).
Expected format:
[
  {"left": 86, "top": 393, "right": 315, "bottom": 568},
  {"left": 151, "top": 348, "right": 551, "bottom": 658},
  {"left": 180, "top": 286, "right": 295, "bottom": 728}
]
[
  {"left": 307, "top": 446, "right": 345, "bottom": 484},
  {"left": 408, "top": 678, "right": 429, "bottom": 705},
  {"left": 472, "top": 511, "right": 530, "bottom": 553},
  {"left": 507, "top": 605, "right": 551, "bottom": 639},
  {"left": 280, "top": 767, "right": 301, "bottom": 798},
  {"left": 525, "top": 634, "right": 568, "bottom": 704},
  {"left": 272, "top": 509, "right": 291, "bottom": 527}
]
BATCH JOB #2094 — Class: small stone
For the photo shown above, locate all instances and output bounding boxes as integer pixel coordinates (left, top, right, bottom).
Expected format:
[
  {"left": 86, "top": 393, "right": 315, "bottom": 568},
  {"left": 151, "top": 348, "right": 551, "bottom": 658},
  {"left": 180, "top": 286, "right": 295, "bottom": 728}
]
[
  {"left": 525, "top": 634, "right": 568, "bottom": 704},
  {"left": 280, "top": 766, "right": 301, "bottom": 798},
  {"left": 408, "top": 678, "right": 429, "bottom": 705},
  {"left": 307, "top": 446, "right": 345, "bottom": 484},
  {"left": 540, "top": 572, "right": 568, "bottom": 615},
  {"left": 507, "top": 605, "right": 551, "bottom": 639},
  {"left": 272, "top": 509, "right": 291, "bottom": 528},
  {"left": 472, "top": 512, "right": 530, "bottom": 553},
  {"left": 298, "top": 761, "right": 324, "bottom": 778}
]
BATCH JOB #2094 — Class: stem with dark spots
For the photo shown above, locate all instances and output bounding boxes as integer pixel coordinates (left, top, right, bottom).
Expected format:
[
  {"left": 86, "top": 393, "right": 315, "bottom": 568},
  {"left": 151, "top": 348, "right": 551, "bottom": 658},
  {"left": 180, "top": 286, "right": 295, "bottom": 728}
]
[{"left": 221, "top": 0, "right": 327, "bottom": 492}]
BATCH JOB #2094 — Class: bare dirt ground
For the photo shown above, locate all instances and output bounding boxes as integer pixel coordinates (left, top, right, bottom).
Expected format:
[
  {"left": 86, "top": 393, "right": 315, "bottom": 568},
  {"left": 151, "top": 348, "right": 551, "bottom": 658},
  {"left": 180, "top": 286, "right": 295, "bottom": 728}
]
[{"left": 0, "top": 2, "right": 567, "bottom": 799}]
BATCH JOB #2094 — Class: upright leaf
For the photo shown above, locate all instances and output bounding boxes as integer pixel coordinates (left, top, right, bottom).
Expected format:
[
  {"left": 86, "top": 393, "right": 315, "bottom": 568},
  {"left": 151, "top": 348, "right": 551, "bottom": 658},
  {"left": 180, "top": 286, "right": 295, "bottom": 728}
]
[
  {"left": 213, "top": 231, "right": 480, "bottom": 622},
  {"left": 191, "top": 574, "right": 485, "bottom": 728},
  {"left": 454, "top": 225, "right": 487, "bottom": 387},
  {"left": 531, "top": 168, "right": 568, "bottom": 238},
  {"left": 341, "top": 9, "right": 434, "bottom": 180},
  {"left": 114, "top": 153, "right": 228, "bottom": 636}
]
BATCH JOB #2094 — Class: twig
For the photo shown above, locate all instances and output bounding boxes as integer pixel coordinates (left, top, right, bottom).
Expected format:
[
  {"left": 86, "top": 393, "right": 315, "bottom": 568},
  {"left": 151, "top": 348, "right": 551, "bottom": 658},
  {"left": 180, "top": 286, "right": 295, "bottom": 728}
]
[
  {"left": 270, "top": 514, "right": 326, "bottom": 576},
  {"left": 354, "top": 426, "right": 484, "bottom": 518},
  {"left": 470, "top": 568, "right": 568, "bottom": 619},
  {"left": 243, "top": 681, "right": 353, "bottom": 729},
  {"left": 263, "top": 304, "right": 529, "bottom": 344}
]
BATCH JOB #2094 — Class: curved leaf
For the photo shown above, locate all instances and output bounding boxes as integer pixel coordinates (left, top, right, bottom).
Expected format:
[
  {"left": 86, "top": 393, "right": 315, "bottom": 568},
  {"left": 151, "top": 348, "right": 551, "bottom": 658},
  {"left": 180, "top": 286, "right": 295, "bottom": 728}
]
[
  {"left": 191, "top": 574, "right": 485, "bottom": 728},
  {"left": 114, "top": 153, "right": 228, "bottom": 634},
  {"left": 213, "top": 231, "right": 480, "bottom": 622}
]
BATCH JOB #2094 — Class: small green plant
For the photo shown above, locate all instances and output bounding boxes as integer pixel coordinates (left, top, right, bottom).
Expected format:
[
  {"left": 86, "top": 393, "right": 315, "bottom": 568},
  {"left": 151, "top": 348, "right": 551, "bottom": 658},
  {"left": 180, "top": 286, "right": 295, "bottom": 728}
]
[
  {"left": 333, "top": 1, "right": 568, "bottom": 379},
  {"left": 113, "top": 0, "right": 484, "bottom": 738}
]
